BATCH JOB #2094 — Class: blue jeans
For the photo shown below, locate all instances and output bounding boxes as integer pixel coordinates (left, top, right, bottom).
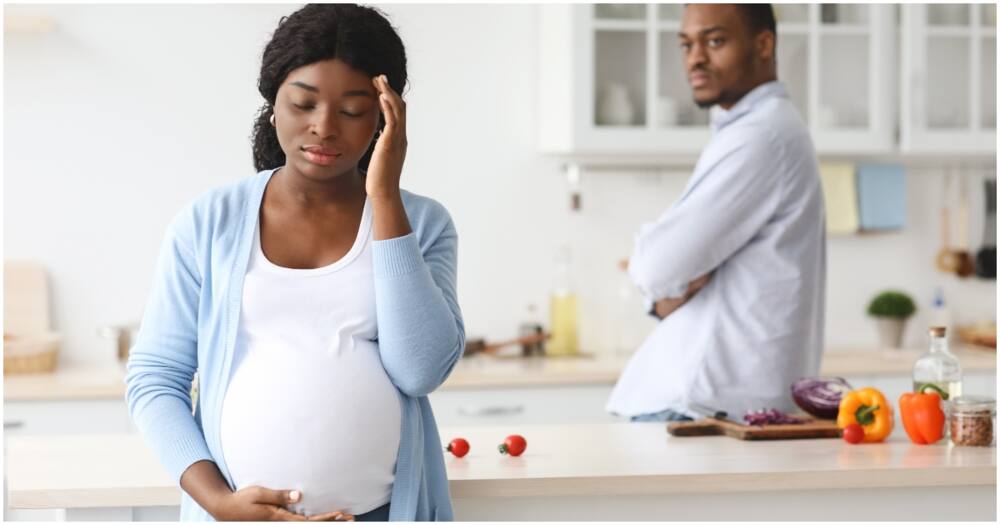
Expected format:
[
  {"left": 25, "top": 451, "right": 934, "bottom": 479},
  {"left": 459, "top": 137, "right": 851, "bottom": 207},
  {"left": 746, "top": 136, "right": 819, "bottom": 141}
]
[
  {"left": 630, "top": 408, "right": 694, "bottom": 422},
  {"left": 355, "top": 502, "right": 390, "bottom": 522}
]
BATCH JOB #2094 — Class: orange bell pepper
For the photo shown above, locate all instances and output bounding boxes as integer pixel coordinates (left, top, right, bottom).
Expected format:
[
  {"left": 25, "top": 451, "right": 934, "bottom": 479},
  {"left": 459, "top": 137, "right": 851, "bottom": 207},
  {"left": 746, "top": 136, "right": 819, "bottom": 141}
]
[
  {"left": 837, "top": 387, "right": 894, "bottom": 443},
  {"left": 898, "top": 384, "right": 947, "bottom": 445}
]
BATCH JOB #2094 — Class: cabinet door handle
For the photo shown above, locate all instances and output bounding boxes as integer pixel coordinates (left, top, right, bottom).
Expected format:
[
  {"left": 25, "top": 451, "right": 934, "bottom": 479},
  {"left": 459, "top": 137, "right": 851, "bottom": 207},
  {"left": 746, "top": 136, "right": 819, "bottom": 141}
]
[
  {"left": 457, "top": 404, "right": 525, "bottom": 417},
  {"left": 3, "top": 421, "right": 24, "bottom": 429}
]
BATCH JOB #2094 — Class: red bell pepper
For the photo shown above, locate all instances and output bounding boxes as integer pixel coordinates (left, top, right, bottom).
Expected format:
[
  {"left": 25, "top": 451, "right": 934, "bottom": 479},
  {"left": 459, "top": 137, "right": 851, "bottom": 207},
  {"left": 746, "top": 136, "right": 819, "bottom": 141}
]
[{"left": 898, "top": 383, "right": 947, "bottom": 445}]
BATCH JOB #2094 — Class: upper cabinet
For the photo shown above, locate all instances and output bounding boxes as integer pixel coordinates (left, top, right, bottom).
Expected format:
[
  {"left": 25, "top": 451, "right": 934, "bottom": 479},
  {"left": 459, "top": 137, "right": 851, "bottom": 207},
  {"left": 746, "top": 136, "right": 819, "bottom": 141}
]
[
  {"left": 900, "top": 4, "right": 997, "bottom": 154},
  {"left": 537, "top": 4, "right": 896, "bottom": 157},
  {"left": 798, "top": 4, "right": 897, "bottom": 154},
  {"left": 538, "top": 4, "right": 996, "bottom": 159},
  {"left": 537, "top": 4, "right": 709, "bottom": 156}
]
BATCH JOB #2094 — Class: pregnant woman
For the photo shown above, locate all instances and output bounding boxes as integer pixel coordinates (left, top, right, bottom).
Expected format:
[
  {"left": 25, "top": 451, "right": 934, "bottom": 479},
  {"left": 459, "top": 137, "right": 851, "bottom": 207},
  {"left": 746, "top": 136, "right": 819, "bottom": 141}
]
[{"left": 125, "top": 4, "right": 464, "bottom": 521}]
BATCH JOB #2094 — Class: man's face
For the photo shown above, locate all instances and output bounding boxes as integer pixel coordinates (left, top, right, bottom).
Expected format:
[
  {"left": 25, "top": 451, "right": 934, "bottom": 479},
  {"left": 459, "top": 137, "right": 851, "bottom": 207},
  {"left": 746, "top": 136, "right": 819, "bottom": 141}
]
[{"left": 679, "top": 4, "right": 768, "bottom": 109}]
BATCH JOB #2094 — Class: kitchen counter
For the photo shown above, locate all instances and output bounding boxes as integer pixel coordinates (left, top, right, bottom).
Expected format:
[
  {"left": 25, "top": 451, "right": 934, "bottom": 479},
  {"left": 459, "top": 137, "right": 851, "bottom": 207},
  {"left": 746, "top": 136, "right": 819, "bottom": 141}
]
[
  {"left": 3, "top": 363, "right": 127, "bottom": 401},
  {"left": 444, "top": 345, "right": 997, "bottom": 389},
  {"left": 4, "top": 346, "right": 995, "bottom": 400},
  {"left": 6, "top": 423, "right": 995, "bottom": 521}
]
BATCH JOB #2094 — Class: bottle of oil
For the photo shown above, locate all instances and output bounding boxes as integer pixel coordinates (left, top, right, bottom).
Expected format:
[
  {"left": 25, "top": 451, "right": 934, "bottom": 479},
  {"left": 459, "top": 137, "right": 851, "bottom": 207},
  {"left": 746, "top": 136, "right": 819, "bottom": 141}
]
[
  {"left": 547, "top": 244, "right": 579, "bottom": 356},
  {"left": 913, "top": 326, "right": 963, "bottom": 399}
]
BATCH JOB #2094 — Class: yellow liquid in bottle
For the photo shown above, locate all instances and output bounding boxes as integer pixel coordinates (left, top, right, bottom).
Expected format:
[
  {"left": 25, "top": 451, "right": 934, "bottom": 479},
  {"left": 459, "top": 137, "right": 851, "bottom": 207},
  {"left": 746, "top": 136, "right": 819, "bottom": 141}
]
[
  {"left": 912, "top": 380, "right": 963, "bottom": 399},
  {"left": 547, "top": 293, "right": 579, "bottom": 356}
]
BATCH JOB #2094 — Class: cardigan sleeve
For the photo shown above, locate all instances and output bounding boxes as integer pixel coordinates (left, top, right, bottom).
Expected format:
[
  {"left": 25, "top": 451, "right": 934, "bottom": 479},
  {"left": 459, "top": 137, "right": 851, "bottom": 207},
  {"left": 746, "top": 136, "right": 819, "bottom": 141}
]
[
  {"left": 124, "top": 209, "right": 215, "bottom": 482},
  {"left": 371, "top": 204, "right": 465, "bottom": 398}
]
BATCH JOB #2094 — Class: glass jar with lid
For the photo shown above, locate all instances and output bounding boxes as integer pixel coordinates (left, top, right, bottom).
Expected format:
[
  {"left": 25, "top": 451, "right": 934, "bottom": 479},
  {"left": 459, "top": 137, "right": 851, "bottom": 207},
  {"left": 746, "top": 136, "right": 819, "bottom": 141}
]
[{"left": 949, "top": 396, "right": 996, "bottom": 447}]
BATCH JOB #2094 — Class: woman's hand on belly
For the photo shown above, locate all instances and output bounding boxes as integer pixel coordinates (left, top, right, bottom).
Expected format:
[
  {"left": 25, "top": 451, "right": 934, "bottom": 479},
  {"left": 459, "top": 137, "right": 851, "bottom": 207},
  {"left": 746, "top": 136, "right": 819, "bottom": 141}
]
[
  {"left": 218, "top": 486, "right": 353, "bottom": 521},
  {"left": 180, "top": 459, "right": 356, "bottom": 521},
  {"left": 306, "top": 509, "right": 357, "bottom": 521}
]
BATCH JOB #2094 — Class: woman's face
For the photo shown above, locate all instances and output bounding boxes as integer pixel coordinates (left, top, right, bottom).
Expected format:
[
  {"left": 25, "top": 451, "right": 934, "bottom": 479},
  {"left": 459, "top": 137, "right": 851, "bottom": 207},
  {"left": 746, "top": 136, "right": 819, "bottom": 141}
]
[{"left": 273, "top": 58, "right": 381, "bottom": 181}]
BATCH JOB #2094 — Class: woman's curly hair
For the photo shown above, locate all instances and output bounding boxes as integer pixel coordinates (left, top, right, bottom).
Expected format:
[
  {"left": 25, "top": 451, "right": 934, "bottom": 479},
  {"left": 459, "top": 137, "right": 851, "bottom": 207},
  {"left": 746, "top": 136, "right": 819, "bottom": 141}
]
[{"left": 250, "top": 4, "right": 407, "bottom": 172}]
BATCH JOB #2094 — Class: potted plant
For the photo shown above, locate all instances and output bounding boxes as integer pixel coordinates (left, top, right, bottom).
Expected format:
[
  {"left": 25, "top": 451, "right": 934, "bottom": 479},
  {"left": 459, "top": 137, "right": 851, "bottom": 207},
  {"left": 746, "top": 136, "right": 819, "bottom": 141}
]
[{"left": 867, "top": 290, "right": 917, "bottom": 348}]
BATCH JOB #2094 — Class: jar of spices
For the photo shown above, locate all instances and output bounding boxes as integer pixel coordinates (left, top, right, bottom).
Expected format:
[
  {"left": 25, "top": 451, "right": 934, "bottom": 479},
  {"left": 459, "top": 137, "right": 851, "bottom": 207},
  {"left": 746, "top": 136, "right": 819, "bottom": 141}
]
[{"left": 949, "top": 396, "right": 996, "bottom": 447}]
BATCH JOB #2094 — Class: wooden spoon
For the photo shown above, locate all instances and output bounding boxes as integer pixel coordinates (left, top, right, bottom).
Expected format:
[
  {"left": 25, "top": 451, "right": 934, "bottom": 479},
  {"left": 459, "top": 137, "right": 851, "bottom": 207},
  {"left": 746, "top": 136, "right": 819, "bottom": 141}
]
[
  {"left": 464, "top": 333, "right": 550, "bottom": 356},
  {"left": 954, "top": 176, "right": 976, "bottom": 278},
  {"left": 936, "top": 206, "right": 960, "bottom": 273}
]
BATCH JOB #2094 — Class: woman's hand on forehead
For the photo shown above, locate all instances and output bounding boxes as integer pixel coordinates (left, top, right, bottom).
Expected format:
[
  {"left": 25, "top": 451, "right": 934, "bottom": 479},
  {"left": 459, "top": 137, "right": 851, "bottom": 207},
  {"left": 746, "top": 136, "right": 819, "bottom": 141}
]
[{"left": 365, "top": 74, "right": 407, "bottom": 200}]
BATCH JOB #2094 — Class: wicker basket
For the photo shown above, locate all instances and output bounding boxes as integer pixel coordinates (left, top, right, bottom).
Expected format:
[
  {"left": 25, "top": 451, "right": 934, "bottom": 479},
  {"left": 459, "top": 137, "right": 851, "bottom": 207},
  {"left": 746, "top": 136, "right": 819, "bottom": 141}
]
[{"left": 3, "top": 332, "right": 61, "bottom": 374}]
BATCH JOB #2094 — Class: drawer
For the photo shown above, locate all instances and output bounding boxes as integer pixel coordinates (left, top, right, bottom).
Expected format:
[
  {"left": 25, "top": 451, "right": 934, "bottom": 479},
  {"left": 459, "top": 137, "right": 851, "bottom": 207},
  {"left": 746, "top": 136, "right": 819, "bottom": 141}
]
[
  {"left": 429, "top": 384, "right": 623, "bottom": 426},
  {"left": 4, "top": 399, "right": 134, "bottom": 435}
]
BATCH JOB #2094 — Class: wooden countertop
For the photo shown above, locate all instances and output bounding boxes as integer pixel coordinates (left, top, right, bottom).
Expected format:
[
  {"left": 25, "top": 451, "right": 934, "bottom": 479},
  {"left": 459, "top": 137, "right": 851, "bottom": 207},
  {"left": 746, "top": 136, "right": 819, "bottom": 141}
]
[
  {"left": 4, "top": 346, "right": 995, "bottom": 401},
  {"left": 7, "top": 423, "right": 995, "bottom": 510}
]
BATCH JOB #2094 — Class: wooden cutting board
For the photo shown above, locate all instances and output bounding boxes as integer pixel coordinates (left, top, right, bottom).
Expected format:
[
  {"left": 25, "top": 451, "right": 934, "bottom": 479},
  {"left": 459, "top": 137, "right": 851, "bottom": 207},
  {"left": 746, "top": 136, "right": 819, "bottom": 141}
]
[
  {"left": 4, "top": 261, "right": 51, "bottom": 336},
  {"left": 667, "top": 417, "right": 842, "bottom": 440}
]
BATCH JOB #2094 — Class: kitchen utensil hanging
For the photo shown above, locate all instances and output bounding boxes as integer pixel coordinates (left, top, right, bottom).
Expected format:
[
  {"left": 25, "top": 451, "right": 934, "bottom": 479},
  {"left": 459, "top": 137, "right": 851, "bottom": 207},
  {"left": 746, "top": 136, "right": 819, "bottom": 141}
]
[
  {"left": 954, "top": 172, "right": 976, "bottom": 278},
  {"left": 975, "top": 177, "right": 996, "bottom": 279},
  {"left": 936, "top": 173, "right": 960, "bottom": 273}
]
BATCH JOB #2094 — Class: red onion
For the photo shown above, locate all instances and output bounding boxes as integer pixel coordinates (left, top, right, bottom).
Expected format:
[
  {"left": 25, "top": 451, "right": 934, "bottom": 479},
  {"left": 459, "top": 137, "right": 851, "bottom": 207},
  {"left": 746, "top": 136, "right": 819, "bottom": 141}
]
[
  {"left": 743, "top": 408, "right": 807, "bottom": 425},
  {"left": 790, "top": 377, "right": 854, "bottom": 419}
]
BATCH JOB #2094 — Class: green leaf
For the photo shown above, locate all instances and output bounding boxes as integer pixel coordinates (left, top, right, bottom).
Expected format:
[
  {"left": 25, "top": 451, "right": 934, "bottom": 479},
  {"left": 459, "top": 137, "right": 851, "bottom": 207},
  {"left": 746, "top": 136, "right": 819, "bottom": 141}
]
[{"left": 867, "top": 290, "right": 917, "bottom": 319}]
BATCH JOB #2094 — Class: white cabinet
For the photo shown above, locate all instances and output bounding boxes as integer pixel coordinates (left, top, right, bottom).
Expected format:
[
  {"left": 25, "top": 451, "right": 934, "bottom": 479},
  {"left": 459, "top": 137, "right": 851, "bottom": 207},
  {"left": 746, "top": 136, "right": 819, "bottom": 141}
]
[
  {"left": 793, "top": 4, "right": 896, "bottom": 154},
  {"left": 537, "top": 4, "right": 709, "bottom": 156},
  {"left": 430, "top": 373, "right": 995, "bottom": 428},
  {"left": 901, "top": 4, "right": 997, "bottom": 154},
  {"left": 3, "top": 400, "right": 134, "bottom": 436},
  {"left": 537, "top": 4, "right": 897, "bottom": 157},
  {"left": 429, "top": 385, "right": 622, "bottom": 427}
]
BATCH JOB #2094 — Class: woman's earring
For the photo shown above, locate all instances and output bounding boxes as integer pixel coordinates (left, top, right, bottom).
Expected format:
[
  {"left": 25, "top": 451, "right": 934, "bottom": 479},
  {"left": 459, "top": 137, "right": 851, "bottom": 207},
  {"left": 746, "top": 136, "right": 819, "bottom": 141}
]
[{"left": 269, "top": 114, "right": 276, "bottom": 126}]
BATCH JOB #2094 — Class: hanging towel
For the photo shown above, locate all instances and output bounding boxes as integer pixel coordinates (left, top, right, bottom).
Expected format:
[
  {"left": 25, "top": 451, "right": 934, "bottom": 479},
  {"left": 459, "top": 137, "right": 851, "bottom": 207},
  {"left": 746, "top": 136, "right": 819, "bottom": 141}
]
[
  {"left": 819, "top": 162, "right": 859, "bottom": 235},
  {"left": 857, "top": 163, "right": 907, "bottom": 231}
]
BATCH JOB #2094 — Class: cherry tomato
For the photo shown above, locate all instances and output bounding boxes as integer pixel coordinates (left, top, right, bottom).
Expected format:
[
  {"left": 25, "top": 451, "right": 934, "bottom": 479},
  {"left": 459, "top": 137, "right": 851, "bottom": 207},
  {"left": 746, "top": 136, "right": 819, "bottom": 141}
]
[
  {"left": 498, "top": 434, "right": 527, "bottom": 456},
  {"left": 446, "top": 438, "right": 470, "bottom": 458},
  {"left": 842, "top": 423, "right": 865, "bottom": 444}
]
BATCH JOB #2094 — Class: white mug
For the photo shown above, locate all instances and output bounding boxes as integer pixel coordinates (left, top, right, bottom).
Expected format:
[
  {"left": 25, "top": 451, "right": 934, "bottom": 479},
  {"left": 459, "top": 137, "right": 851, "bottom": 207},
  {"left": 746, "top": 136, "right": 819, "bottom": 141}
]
[
  {"left": 657, "top": 96, "right": 678, "bottom": 127},
  {"left": 597, "top": 84, "right": 635, "bottom": 126}
]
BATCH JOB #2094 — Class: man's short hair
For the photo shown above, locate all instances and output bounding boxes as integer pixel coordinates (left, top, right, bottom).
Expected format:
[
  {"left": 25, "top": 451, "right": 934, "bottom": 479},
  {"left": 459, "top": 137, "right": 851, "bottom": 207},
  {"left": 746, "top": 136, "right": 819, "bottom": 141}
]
[{"left": 736, "top": 4, "right": 777, "bottom": 41}]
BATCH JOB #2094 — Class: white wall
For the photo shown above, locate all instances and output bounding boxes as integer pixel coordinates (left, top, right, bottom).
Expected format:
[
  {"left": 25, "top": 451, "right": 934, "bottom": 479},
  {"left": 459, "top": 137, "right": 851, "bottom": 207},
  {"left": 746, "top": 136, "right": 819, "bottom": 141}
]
[{"left": 4, "top": 4, "right": 996, "bottom": 366}]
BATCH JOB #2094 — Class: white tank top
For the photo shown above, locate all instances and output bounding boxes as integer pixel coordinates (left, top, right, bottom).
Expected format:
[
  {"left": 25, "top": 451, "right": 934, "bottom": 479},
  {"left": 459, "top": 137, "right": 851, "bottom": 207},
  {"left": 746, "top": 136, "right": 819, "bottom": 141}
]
[{"left": 220, "top": 197, "right": 401, "bottom": 517}]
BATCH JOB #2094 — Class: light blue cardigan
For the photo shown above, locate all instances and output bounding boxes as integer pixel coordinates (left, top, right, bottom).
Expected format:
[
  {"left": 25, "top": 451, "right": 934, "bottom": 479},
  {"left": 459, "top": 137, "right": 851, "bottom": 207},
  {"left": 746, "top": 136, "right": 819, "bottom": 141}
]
[{"left": 125, "top": 168, "right": 464, "bottom": 521}]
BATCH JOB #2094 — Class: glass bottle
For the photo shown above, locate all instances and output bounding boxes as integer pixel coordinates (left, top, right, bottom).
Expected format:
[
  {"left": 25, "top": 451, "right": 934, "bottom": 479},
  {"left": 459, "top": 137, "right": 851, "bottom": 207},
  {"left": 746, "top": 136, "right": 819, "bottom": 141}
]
[
  {"left": 913, "top": 326, "right": 964, "bottom": 401},
  {"left": 613, "top": 260, "right": 642, "bottom": 357},
  {"left": 547, "top": 244, "right": 579, "bottom": 356},
  {"left": 518, "top": 303, "right": 545, "bottom": 357}
]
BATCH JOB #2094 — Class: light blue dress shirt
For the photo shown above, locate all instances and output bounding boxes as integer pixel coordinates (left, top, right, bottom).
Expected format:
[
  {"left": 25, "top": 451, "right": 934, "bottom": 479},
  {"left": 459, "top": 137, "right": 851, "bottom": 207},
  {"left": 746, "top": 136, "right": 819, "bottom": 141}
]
[{"left": 607, "top": 81, "right": 827, "bottom": 420}]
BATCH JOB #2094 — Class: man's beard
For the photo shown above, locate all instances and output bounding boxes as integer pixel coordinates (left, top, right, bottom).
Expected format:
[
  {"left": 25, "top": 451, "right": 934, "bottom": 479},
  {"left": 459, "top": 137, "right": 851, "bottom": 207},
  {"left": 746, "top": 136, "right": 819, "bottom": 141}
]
[
  {"left": 694, "top": 88, "right": 742, "bottom": 109},
  {"left": 694, "top": 98, "right": 717, "bottom": 109}
]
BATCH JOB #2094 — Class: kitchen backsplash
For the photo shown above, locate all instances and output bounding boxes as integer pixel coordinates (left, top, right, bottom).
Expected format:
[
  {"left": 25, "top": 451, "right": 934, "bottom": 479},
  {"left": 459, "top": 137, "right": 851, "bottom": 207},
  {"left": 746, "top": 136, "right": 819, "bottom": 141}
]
[{"left": 550, "top": 163, "right": 997, "bottom": 355}]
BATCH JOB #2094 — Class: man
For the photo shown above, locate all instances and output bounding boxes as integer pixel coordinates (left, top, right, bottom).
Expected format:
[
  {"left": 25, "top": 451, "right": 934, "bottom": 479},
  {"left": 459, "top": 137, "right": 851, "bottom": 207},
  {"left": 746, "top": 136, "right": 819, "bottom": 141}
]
[{"left": 607, "top": 4, "right": 826, "bottom": 423}]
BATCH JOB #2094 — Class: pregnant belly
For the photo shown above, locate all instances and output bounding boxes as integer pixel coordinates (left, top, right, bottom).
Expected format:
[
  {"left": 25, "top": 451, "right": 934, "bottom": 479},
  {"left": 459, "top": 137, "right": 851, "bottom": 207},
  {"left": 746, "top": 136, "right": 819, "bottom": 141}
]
[{"left": 219, "top": 340, "right": 402, "bottom": 517}]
